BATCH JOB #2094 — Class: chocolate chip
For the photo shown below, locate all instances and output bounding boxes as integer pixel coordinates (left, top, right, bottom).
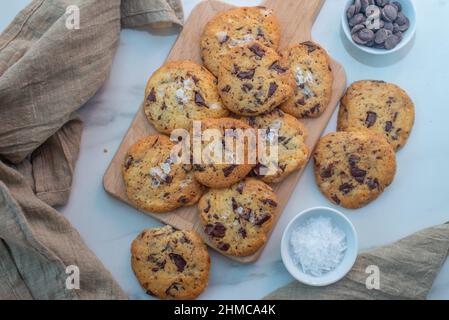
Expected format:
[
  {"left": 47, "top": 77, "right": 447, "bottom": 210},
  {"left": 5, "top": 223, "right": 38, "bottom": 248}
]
[
  {"left": 255, "top": 214, "right": 271, "bottom": 226},
  {"left": 297, "top": 97, "right": 306, "bottom": 105},
  {"left": 238, "top": 228, "right": 247, "bottom": 238},
  {"left": 385, "top": 121, "right": 393, "bottom": 132},
  {"left": 348, "top": 154, "right": 361, "bottom": 166},
  {"left": 194, "top": 164, "right": 205, "bottom": 172},
  {"left": 375, "top": 28, "right": 392, "bottom": 44},
  {"left": 231, "top": 197, "right": 238, "bottom": 210},
  {"left": 351, "top": 24, "right": 365, "bottom": 35},
  {"left": 205, "top": 223, "right": 226, "bottom": 238},
  {"left": 194, "top": 92, "right": 207, "bottom": 107},
  {"left": 249, "top": 44, "right": 266, "bottom": 58},
  {"left": 223, "top": 165, "right": 236, "bottom": 177},
  {"left": 391, "top": 1, "right": 402, "bottom": 12},
  {"left": 395, "top": 12, "right": 408, "bottom": 26},
  {"left": 180, "top": 235, "right": 191, "bottom": 244},
  {"left": 358, "top": 28, "right": 375, "bottom": 42},
  {"left": 339, "top": 183, "right": 354, "bottom": 195},
  {"left": 360, "top": 0, "right": 370, "bottom": 12},
  {"left": 365, "top": 111, "right": 378, "bottom": 127},
  {"left": 164, "top": 175, "right": 173, "bottom": 184},
  {"left": 261, "top": 198, "right": 278, "bottom": 207},
  {"left": 124, "top": 155, "right": 133, "bottom": 170},
  {"left": 147, "top": 88, "right": 156, "bottom": 103},
  {"left": 384, "top": 21, "right": 394, "bottom": 31},
  {"left": 350, "top": 166, "right": 367, "bottom": 183},
  {"left": 320, "top": 164, "right": 333, "bottom": 179},
  {"left": 218, "top": 34, "right": 229, "bottom": 44},
  {"left": 331, "top": 194, "right": 341, "bottom": 204},
  {"left": 221, "top": 85, "right": 231, "bottom": 92},
  {"left": 375, "top": 0, "right": 389, "bottom": 6},
  {"left": 152, "top": 259, "right": 166, "bottom": 272},
  {"left": 237, "top": 69, "right": 255, "bottom": 80},
  {"left": 269, "top": 61, "right": 287, "bottom": 74},
  {"left": 268, "top": 82, "right": 278, "bottom": 98},
  {"left": 347, "top": 5, "right": 356, "bottom": 19},
  {"left": 384, "top": 34, "right": 401, "bottom": 49},
  {"left": 218, "top": 242, "right": 230, "bottom": 251},
  {"left": 146, "top": 289, "right": 156, "bottom": 297},
  {"left": 382, "top": 4, "right": 398, "bottom": 22},
  {"left": 204, "top": 200, "right": 211, "bottom": 213},
  {"left": 242, "top": 83, "right": 253, "bottom": 92},
  {"left": 169, "top": 253, "right": 186, "bottom": 272},
  {"left": 177, "top": 196, "right": 188, "bottom": 204},
  {"left": 165, "top": 282, "right": 182, "bottom": 297},
  {"left": 349, "top": 13, "right": 365, "bottom": 27},
  {"left": 310, "top": 103, "right": 321, "bottom": 114},
  {"left": 302, "top": 41, "right": 318, "bottom": 54},
  {"left": 366, "top": 177, "right": 380, "bottom": 190},
  {"left": 236, "top": 182, "right": 245, "bottom": 194}
]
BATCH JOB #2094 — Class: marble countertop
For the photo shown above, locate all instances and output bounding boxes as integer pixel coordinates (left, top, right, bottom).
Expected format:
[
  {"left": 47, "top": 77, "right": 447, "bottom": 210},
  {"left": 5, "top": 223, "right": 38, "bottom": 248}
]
[{"left": 1, "top": 0, "right": 449, "bottom": 299}]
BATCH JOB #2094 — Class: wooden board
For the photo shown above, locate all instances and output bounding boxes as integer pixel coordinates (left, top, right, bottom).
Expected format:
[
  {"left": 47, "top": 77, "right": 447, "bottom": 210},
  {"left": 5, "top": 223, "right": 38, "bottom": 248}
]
[{"left": 104, "top": 0, "right": 347, "bottom": 263}]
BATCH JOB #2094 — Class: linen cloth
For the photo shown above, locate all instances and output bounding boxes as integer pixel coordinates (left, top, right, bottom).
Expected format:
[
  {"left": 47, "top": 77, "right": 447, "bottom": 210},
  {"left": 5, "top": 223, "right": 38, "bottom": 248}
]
[
  {"left": 265, "top": 223, "right": 449, "bottom": 300},
  {"left": 0, "top": 0, "right": 182, "bottom": 300}
]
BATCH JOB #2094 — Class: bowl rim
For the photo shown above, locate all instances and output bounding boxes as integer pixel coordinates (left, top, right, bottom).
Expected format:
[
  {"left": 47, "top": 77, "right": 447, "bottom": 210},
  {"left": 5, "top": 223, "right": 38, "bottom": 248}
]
[
  {"left": 280, "top": 206, "right": 359, "bottom": 286},
  {"left": 341, "top": 0, "right": 417, "bottom": 55}
]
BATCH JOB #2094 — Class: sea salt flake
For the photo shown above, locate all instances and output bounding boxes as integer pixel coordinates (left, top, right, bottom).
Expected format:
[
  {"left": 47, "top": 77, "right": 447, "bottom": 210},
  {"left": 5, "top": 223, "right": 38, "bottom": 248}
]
[
  {"left": 210, "top": 102, "right": 222, "bottom": 110},
  {"left": 149, "top": 167, "right": 163, "bottom": 177},
  {"left": 290, "top": 216, "right": 347, "bottom": 277},
  {"left": 261, "top": 8, "right": 273, "bottom": 16},
  {"left": 229, "top": 34, "right": 255, "bottom": 47},
  {"left": 176, "top": 88, "right": 189, "bottom": 104},
  {"left": 216, "top": 31, "right": 228, "bottom": 43},
  {"left": 160, "top": 162, "right": 171, "bottom": 175},
  {"left": 183, "top": 78, "right": 194, "bottom": 90}
]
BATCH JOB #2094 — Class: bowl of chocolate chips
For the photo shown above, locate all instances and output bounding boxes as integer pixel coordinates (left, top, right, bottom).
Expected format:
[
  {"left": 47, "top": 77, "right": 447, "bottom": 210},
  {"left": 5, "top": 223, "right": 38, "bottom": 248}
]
[{"left": 342, "top": 0, "right": 416, "bottom": 54}]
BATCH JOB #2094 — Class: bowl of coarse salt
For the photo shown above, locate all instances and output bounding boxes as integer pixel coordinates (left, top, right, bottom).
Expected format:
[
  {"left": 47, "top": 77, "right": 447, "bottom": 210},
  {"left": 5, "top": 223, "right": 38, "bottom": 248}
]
[{"left": 281, "top": 207, "right": 358, "bottom": 286}]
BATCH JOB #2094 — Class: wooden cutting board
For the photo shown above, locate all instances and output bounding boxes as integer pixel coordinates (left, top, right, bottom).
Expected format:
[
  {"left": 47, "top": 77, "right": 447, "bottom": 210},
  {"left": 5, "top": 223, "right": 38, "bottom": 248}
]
[{"left": 104, "top": 0, "right": 347, "bottom": 263}]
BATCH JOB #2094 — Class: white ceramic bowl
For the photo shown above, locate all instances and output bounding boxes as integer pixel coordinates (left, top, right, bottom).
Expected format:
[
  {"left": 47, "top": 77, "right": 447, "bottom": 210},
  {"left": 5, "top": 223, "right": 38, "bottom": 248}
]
[
  {"left": 341, "top": 0, "right": 416, "bottom": 55},
  {"left": 281, "top": 207, "right": 358, "bottom": 286}
]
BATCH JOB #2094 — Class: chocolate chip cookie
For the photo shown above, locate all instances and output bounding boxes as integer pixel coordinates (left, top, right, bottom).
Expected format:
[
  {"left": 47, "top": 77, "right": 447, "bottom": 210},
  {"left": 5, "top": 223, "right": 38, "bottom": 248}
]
[
  {"left": 131, "top": 226, "right": 210, "bottom": 299},
  {"left": 192, "top": 117, "right": 256, "bottom": 189},
  {"left": 313, "top": 131, "right": 396, "bottom": 209},
  {"left": 245, "top": 109, "right": 309, "bottom": 184},
  {"left": 123, "top": 134, "right": 203, "bottom": 213},
  {"left": 200, "top": 6, "right": 281, "bottom": 76},
  {"left": 279, "top": 41, "right": 334, "bottom": 118},
  {"left": 198, "top": 178, "right": 278, "bottom": 256},
  {"left": 144, "top": 60, "right": 228, "bottom": 134},
  {"left": 338, "top": 80, "right": 415, "bottom": 151},
  {"left": 217, "top": 41, "right": 295, "bottom": 116}
]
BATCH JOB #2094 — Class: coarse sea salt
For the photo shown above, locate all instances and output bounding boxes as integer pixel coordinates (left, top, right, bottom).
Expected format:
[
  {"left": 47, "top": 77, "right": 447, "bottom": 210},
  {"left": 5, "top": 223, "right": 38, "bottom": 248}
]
[{"left": 290, "top": 216, "right": 347, "bottom": 277}]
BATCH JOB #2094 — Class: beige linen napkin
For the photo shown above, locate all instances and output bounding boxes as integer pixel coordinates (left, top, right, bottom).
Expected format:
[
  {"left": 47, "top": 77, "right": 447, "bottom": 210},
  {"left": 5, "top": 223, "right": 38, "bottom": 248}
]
[
  {"left": 265, "top": 223, "right": 449, "bottom": 300},
  {"left": 0, "top": 0, "right": 183, "bottom": 299}
]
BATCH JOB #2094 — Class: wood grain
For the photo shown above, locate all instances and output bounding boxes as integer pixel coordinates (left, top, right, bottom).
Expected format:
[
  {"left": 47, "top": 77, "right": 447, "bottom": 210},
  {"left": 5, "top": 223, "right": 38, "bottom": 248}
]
[{"left": 103, "top": 0, "right": 347, "bottom": 263}]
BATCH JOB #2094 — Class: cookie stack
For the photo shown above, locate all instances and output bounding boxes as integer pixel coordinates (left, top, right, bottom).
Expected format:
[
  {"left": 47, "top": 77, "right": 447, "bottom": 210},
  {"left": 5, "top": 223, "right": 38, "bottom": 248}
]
[
  {"left": 126, "top": 6, "right": 336, "bottom": 299},
  {"left": 314, "top": 80, "right": 414, "bottom": 209}
]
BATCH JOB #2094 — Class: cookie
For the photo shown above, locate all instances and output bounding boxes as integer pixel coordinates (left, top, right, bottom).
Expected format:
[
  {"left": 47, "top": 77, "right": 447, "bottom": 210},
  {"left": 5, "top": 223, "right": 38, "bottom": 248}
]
[
  {"left": 338, "top": 80, "right": 415, "bottom": 151},
  {"left": 198, "top": 178, "right": 278, "bottom": 256},
  {"left": 217, "top": 41, "right": 295, "bottom": 116},
  {"left": 144, "top": 60, "right": 228, "bottom": 134},
  {"left": 279, "top": 41, "right": 334, "bottom": 118},
  {"left": 192, "top": 117, "right": 256, "bottom": 189},
  {"left": 123, "top": 134, "right": 203, "bottom": 213},
  {"left": 131, "top": 226, "right": 210, "bottom": 299},
  {"left": 200, "top": 6, "right": 281, "bottom": 76},
  {"left": 244, "top": 109, "right": 309, "bottom": 184},
  {"left": 313, "top": 131, "right": 396, "bottom": 209}
]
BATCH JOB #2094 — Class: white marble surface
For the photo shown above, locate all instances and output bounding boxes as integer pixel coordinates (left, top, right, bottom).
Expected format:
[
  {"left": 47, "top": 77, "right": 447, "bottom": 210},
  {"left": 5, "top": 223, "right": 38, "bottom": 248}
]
[{"left": 1, "top": 0, "right": 449, "bottom": 300}]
